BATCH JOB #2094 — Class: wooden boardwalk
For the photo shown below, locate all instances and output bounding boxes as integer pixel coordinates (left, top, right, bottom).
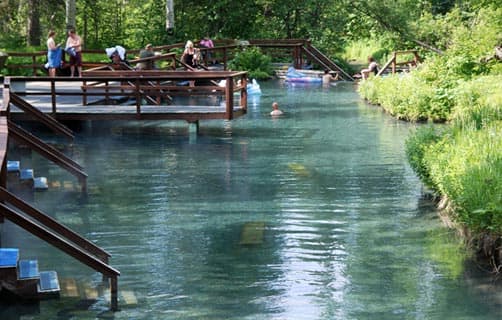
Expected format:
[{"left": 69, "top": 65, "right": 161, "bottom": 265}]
[{"left": 2, "top": 71, "right": 248, "bottom": 123}]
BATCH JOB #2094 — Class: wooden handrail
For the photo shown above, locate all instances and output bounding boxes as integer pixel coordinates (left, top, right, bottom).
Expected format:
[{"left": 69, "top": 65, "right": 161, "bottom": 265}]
[
  {"left": 9, "top": 91, "right": 74, "bottom": 139},
  {"left": 0, "top": 201, "right": 119, "bottom": 310},
  {"left": 303, "top": 44, "right": 355, "bottom": 81},
  {"left": 377, "top": 50, "right": 421, "bottom": 76},
  {"left": 7, "top": 72, "right": 248, "bottom": 120},
  {"left": 0, "top": 187, "right": 109, "bottom": 261},
  {"left": 7, "top": 121, "right": 88, "bottom": 192},
  {"left": 4, "top": 39, "right": 354, "bottom": 77}
]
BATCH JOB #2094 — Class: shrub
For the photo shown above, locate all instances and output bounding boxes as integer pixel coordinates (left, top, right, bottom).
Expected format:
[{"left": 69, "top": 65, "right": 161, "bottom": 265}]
[
  {"left": 227, "top": 46, "right": 273, "bottom": 80},
  {"left": 451, "top": 76, "right": 502, "bottom": 130}
]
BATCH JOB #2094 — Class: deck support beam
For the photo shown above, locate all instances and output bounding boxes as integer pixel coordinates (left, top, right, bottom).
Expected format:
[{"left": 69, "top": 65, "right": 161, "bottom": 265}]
[{"left": 188, "top": 120, "right": 199, "bottom": 138}]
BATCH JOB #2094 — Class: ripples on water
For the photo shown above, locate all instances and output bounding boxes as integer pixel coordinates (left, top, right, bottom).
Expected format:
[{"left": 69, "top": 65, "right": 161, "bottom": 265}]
[{"left": 1, "top": 81, "right": 500, "bottom": 319}]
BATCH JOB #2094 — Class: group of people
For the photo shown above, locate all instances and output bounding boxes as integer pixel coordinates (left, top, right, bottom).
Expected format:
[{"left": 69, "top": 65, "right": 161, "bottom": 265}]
[
  {"left": 46, "top": 29, "right": 160, "bottom": 77},
  {"left": 46, "top": 28, "right": 82, "bottom": 77},
  {"left": 181, "top": 36, "right": 216, "bottom": 69}
]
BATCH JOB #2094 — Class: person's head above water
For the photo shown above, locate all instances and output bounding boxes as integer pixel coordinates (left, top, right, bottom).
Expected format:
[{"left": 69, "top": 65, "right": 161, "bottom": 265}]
[{"left": 270, "top": 102, "right": 283, "bottom": 116}]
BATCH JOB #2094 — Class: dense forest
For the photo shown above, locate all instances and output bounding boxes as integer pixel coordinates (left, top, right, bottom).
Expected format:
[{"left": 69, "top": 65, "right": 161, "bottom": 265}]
[
  {"left": 1, "top": 0, "right": 501, "bottom": 268},
  {"left": 0, "top": 0, "right": 496, "bottom": 58}
]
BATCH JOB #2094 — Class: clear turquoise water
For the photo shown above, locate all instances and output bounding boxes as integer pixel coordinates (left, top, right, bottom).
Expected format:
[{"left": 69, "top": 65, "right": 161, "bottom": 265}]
[{"left": 1, "top": 80, "right": 500, "bottom": 319}]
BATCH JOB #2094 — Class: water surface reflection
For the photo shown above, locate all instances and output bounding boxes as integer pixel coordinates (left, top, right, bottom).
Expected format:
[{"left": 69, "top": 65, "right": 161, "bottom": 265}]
[{"left": 1, "top": 81, "right": 500, "bottom": 319}]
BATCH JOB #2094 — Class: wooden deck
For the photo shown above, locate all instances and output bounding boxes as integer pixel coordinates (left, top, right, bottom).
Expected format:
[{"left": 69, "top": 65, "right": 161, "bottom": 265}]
[{"left": 2, "top": 71, "right": 248, "bottom": 123}]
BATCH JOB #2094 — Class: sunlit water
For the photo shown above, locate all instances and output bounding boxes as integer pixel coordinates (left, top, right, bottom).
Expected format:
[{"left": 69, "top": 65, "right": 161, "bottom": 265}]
[{"left": 1, "top": 80, "right": 500, "bottom": 319}]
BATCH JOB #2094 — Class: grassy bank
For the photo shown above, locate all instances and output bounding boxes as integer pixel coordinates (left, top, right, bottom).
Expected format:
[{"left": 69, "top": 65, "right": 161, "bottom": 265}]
[{"left": 357, "top": 7, "right": 502, "bottom": 270}]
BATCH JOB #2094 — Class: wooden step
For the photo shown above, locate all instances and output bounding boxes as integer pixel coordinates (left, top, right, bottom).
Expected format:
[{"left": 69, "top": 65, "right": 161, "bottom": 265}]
[
  {"left": 38, "top": 270, "right": 60, "bottom": 295},
  {"left": 0, "top": 248, "right": 19, "bottom": 268},
  {"left": 7, "top": 160, "right": 20, "bottom": 174},
  {"left": 19, "top": 169, "right": 35, "bottom": 188},
  {"left": 18, "top": 259, "right": 39, "bottom": 279},
  {"left": 19, "top": 168, "right": 34, "bottom": 181},
  {"left": 34, "top": 177, "right": 49, "bottom": 190}
]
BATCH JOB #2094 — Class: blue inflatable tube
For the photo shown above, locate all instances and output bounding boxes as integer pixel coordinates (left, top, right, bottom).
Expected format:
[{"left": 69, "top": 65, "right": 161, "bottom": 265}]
[{"left": 285, "top": 77, "right": 322, "bottom": 83}]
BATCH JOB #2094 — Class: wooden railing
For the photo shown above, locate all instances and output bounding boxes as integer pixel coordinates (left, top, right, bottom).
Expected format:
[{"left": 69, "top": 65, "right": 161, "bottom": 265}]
[
  {"left": 0, "top": 86, "right": 119, "bottom": 310},
  {"left": 7, "top": 121, "right": 88, "bottom": 192},
  {"left": 3, "top": 39, "right": 353, "bottom": 80},
  {"left": 0, "top": 192, "right": 120, "bottom": 310},
  {"left": 7, "top": 89, "right": 74, "bottom": 139},
  {"left": 6, "top": 71, "right": 248, "bottom": 121},
  {"left": 377, "top": 50, "right": 422, "bottom": 76}
]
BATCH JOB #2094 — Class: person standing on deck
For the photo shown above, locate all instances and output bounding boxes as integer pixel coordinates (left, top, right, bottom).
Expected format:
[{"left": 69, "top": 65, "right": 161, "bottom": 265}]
[
  {"left": 65, "top": 28, "right": 83, "bottom": 77},
  {"left": 199, "top": 36, "right": 215, "bottom": 65},
  {"left": 46, "top": 30, "right": 62, "bottom": 77}
]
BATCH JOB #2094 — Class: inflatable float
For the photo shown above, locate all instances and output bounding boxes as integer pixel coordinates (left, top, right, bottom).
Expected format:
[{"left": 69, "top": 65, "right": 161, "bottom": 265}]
[
  {"left": 247, "top": 79, "right": 262, "bottom": 95},
  {"left": 285, "top": 67, "right": 322, "bottom": 84},
  {"left": 220, "top": 79, "right": 262, "bottom": 95}
]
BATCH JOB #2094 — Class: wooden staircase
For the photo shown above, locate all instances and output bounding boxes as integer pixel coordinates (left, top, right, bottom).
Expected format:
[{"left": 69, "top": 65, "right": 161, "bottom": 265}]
[
  {"left": 7, "top": 160, "right": 48, "bottom": 191},
  {"left": 0, "top": 248, "right": 60, "bottom": 301}
]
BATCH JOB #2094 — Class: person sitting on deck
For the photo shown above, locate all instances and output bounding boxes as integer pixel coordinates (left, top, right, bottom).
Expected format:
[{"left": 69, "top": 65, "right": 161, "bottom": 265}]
[
  {"left": 105, "top": 45, "right": 130, "bottom": 69},
  {"left": 360, "top": 56, "right": 379, "bottom": 80},
  {"left": 136, "top": 43, "right": 155, "bottom": 70}
]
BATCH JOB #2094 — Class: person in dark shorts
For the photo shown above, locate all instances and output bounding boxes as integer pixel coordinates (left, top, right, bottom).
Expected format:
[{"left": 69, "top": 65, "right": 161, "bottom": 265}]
[{"left": 65, "top": 28, "right": 83, "bottom": 77}]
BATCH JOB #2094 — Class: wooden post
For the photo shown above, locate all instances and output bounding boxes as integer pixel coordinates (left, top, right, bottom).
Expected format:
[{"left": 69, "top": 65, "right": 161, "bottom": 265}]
[
  {"left": 225, "top": 77, "right": 233, "bottom": 120},
  {"left": 82, "top": 79, "right": 87, "bottom": 105},
  {"left": 51, "top": 80, "right": 56, "bottom": 114},
  {"left": 32, "top": 55, "right": 37, "bottom": 76},
  {"left": 392, "top": 52, "right": 397, "bottom": 74},
  {"left": 240, "top": 75, "right": 247, "bottom": 112},
  {"left": 135, "top": 78, "right": 141, "bottom": 116},
  {"left": 110, "top": 276, "right": 118, "bottom": 311}
]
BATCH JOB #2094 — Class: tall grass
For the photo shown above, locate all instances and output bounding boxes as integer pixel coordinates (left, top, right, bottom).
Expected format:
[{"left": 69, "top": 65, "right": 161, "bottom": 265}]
[
  {"left": 342, "top": 38, "right": 390, "bottom": 63},
  {"left": 423, "top": 123, "right": 502, "bottom": 232}
]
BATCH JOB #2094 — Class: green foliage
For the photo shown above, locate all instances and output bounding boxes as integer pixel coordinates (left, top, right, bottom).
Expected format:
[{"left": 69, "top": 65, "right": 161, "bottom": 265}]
[
  {"left": 451, "top": 76, "right": 502, "bottom": 130},
  {"left": 405, "top": 125, "right": 442, "bottom": 188},
  {"left": 358, "top": 72, "right": 449, "bottom": 122},
  {"left": 342, "top": 38, "right": 391, "bottom": 63},
  {"left": 423, "top": 123, "right": 502, "bottom": 232},
  {"left": 227, "top": 46, "right": 273, "bottom": 80}
]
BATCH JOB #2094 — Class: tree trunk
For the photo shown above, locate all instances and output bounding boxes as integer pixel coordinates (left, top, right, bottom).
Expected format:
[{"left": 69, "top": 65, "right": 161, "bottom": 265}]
[
  {"left": 66, "top": 0, "right": 76, "bottom": 29},
  {"left": 166, "top": 0, "right": 174, "bottom": 32},
  {"left": 27, "top": 0, "right": 41, "bottom": 46}
]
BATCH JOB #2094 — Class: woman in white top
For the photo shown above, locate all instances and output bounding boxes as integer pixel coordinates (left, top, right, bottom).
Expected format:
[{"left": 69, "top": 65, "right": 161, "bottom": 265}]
[{"left": 46, "top": 30, "right": 62, "bottom": 77}]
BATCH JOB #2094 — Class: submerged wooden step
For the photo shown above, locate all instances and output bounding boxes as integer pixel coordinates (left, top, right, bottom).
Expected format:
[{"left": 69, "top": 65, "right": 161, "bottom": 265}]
[
  {"left": 34, "top": 177, "right": 49, "bottom": 190},
  {"left": 239, "top": 222, "right": 266, "bottom": 245},
  {"left": 0, "top": 248, "right": 20, "bottom": 285},
  {"left": 18, "top": 259, "right": 39, "bottom": 279},
  {"left": 0, "top": 248, "right": 19, "bottom": 268},
  {"left": 7, "top": 160, "right": 20, "bottom": 173},
  {"left": 59, "top": 278, "right": 79, "bottom": 297},
  {"left": 38, "top": 270, "right": 60, "bottom": 294},
  {"left": 19, "top": 168, "right": 34, "bottom": 181}
]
